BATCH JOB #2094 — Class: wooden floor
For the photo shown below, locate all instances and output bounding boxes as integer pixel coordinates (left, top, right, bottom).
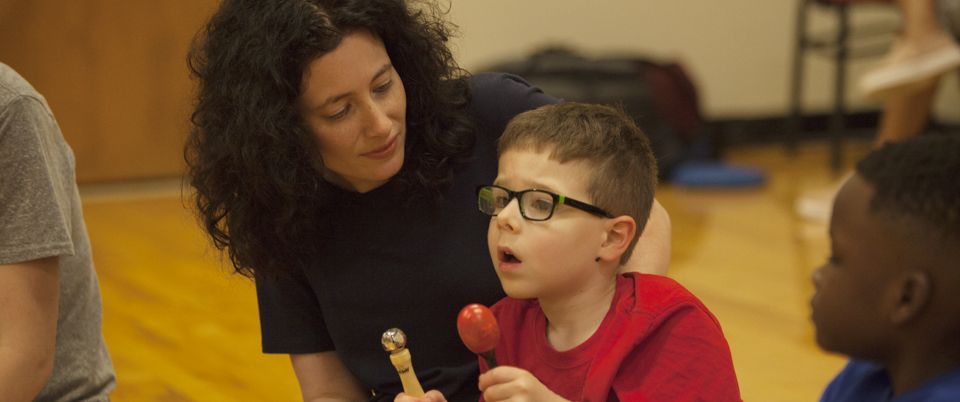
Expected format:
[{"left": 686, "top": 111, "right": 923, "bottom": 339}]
[{"left": 81, "top": 140, "right": 872, "bottom": 401}]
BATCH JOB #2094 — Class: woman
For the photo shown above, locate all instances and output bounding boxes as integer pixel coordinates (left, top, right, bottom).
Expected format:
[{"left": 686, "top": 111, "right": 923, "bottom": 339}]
[{"left": 186, "top": 1, "right": 671, "bottom": 401}]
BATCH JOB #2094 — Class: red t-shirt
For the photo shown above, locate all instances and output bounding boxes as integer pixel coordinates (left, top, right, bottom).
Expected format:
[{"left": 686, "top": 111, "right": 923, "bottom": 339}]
[{"left": 483, "top": 273, "right": 741, "bottom": 402}]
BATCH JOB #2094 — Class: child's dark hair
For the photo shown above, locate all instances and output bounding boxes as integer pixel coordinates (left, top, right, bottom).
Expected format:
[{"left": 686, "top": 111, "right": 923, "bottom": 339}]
[
  {"left": 498, "top": 102, "right": 658, "bottom": 264},
  {"left": 856, "top": 135, "right": 960, "bottom": 241}
]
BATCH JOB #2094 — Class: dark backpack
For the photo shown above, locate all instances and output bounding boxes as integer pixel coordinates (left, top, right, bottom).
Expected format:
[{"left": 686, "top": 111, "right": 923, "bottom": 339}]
[{"left": 483, "top": 47, "right": 707, "bottom": 178}]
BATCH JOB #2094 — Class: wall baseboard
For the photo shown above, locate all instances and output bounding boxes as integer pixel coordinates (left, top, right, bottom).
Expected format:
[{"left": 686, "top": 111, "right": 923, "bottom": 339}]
[
  {"left": 709, "top": 110, "right": 960, "bottom": 153},
  {"left": 710, "top": 110, "right": 879, "bottom": 148}
]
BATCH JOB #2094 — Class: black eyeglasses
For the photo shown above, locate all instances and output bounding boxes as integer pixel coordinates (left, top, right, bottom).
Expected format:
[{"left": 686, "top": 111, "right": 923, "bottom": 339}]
[{"left": 476, "top": 185, "right": 612, "bottom": 221}]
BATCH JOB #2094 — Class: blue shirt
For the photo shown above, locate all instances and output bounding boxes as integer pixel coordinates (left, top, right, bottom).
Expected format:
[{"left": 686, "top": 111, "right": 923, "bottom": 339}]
[{"left": 821, "top": 359, "right": 960, "bottom": 402}]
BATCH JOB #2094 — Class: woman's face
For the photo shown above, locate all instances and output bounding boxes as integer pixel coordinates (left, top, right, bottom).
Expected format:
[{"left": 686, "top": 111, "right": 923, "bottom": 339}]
[{"left": 298, "top": 29, "right": 407, "bottom": 193}]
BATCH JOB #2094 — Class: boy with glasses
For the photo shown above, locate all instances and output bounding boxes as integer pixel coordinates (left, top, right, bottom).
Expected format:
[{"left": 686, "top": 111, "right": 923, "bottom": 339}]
[{"left": 469, "top": 102, "right": 740, "bottom": 401}]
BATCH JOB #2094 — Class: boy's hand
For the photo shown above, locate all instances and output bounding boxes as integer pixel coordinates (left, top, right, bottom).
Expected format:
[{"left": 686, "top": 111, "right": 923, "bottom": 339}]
[
  {"left": 478, "top": 366, "right": 569, "bottom": 402},
  {"left": 394, "top": 390, "right": 447, "bottom": 402}
]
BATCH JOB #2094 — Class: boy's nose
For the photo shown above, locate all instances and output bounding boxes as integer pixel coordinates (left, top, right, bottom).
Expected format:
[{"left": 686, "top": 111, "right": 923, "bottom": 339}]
[
  {"left": 811, "top": 266, "right": 824, "bottom": 288},
  {"left": 496, "top": 198, "right": 522, "bottom": 232}
]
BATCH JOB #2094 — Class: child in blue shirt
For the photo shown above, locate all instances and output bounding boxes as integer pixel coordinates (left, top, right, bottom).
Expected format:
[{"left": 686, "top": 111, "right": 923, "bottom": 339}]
[{"left": 811, "top": 134, "right": 960, "bottom": 401}]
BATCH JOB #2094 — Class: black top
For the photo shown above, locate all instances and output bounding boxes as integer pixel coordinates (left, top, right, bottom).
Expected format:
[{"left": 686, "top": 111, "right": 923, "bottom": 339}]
[{"left": 256, "top": 73, "right": 556, "bottom": 402}]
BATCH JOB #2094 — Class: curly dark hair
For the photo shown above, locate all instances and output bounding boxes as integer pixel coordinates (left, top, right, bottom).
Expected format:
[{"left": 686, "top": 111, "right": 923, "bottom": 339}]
[
  {"left": 856, "top": 134, "right": 960, "bottom": 242},
  {"left": 186, "top": 0, "right": 475, "bottom": 278}
]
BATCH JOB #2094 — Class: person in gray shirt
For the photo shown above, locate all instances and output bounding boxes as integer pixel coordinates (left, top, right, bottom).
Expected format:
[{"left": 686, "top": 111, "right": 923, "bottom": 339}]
[{"left": 0, "top": 62, "right": 115, "bottom": 401}]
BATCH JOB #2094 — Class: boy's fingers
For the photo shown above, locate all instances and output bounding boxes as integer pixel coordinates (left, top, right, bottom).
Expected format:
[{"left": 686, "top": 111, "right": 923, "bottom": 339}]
[
  {"left": 481, "top": 380, "right": 526, "bottom": 402},
  {"left": 478, "top": 366, "right": 521, "bottom": 390},
  {"left": 394, "top": 390, "right": 447, "bottom": 402},
  {"left": 424, "top": 390, "right": 448, "bottom": 402},
  {"left": 477, "top": 367, "right": 499, "bottom": 390}
]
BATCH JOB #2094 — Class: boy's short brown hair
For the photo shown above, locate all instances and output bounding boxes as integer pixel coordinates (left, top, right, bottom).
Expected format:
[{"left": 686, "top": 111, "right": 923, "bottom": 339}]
[{"left": 498, "top": 102, "right": 658, "bottom": 263}]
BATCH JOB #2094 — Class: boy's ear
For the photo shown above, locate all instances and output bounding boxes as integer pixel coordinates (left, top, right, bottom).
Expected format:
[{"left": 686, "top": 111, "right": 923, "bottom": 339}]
[
  {"left": 888, "top": 271, "right": 931, "bottom": 325},
  {"left": 597, "top": 216, "right": 637, "bottom": 263}
]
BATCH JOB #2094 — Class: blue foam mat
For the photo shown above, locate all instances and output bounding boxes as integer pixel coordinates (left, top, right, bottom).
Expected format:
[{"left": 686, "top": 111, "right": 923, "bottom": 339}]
[{"left": 668, "top": 161, "right": 766, "bottom": 187}]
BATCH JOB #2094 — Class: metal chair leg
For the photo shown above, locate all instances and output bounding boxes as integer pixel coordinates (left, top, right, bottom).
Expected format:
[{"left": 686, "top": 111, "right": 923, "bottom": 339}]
[
  {"left": 787, "top": 0, "right": 811, "bottom": 155},
  {"left": 830, "top": 3, "right": 850, "bottom": 172}
]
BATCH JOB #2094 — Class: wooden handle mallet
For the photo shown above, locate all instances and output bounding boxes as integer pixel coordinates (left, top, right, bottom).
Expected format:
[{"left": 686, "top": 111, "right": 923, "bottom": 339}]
[{"left": 381, "top": 328, "right": 425, "bottom": 397}]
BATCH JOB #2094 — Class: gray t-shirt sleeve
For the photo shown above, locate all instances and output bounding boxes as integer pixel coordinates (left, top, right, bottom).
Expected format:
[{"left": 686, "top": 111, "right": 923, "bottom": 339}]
[
  {"left": 0, "top": 62, "right": 116, "bottom": 400},
  {"left": 0, "top": 95, "right": 75, "bottom": 264}
]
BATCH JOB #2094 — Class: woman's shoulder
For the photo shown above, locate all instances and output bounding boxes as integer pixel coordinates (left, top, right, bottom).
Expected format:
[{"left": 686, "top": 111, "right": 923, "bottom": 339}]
[
  {"left": 468, "top": 72, "right": 540, "bottom": 93},
  {"left": 467, "top": 72, "right": 555, "bottom": 104},
  {"left": 466, "top": 72, "right": 556, "bottom": 125}
]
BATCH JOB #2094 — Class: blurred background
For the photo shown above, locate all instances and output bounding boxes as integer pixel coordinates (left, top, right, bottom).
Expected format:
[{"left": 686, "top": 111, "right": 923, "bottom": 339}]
[{"left": 1, "top": 0, "right": 957, "bottom": 401}]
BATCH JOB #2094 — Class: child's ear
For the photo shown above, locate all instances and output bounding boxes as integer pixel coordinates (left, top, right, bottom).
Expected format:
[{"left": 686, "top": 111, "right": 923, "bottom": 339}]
[
  {"left": 888, "top": 271, "right": 931, "bottom": 325},
  {"left": 597, "top": 216, "right": 637, "bottom": 263}
]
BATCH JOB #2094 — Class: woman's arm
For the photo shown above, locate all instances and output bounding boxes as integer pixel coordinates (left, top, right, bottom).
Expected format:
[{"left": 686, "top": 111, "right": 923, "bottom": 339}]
[
  {"left": 621, "top": 199, "right": 672, "bottom": 275},
  {"left": 292, "top": 351, "right": 369, "bottom": 402}
]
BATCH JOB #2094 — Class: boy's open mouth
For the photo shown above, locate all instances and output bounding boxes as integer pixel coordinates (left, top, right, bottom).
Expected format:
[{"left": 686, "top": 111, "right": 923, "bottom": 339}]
[{"left": 499, "top": 249, "right": 521, "bottom": 263}]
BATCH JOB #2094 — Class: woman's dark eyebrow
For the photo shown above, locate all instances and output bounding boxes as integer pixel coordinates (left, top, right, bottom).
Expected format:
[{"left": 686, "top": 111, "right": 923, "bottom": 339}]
[{"left": 318, "top": 63, "right": 393, "bottom": 108}]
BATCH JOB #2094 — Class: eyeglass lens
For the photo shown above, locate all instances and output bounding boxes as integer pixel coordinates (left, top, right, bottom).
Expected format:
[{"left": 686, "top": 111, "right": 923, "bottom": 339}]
[{"left": 478, "top": 186, "right": 555, "bottom": 220}]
